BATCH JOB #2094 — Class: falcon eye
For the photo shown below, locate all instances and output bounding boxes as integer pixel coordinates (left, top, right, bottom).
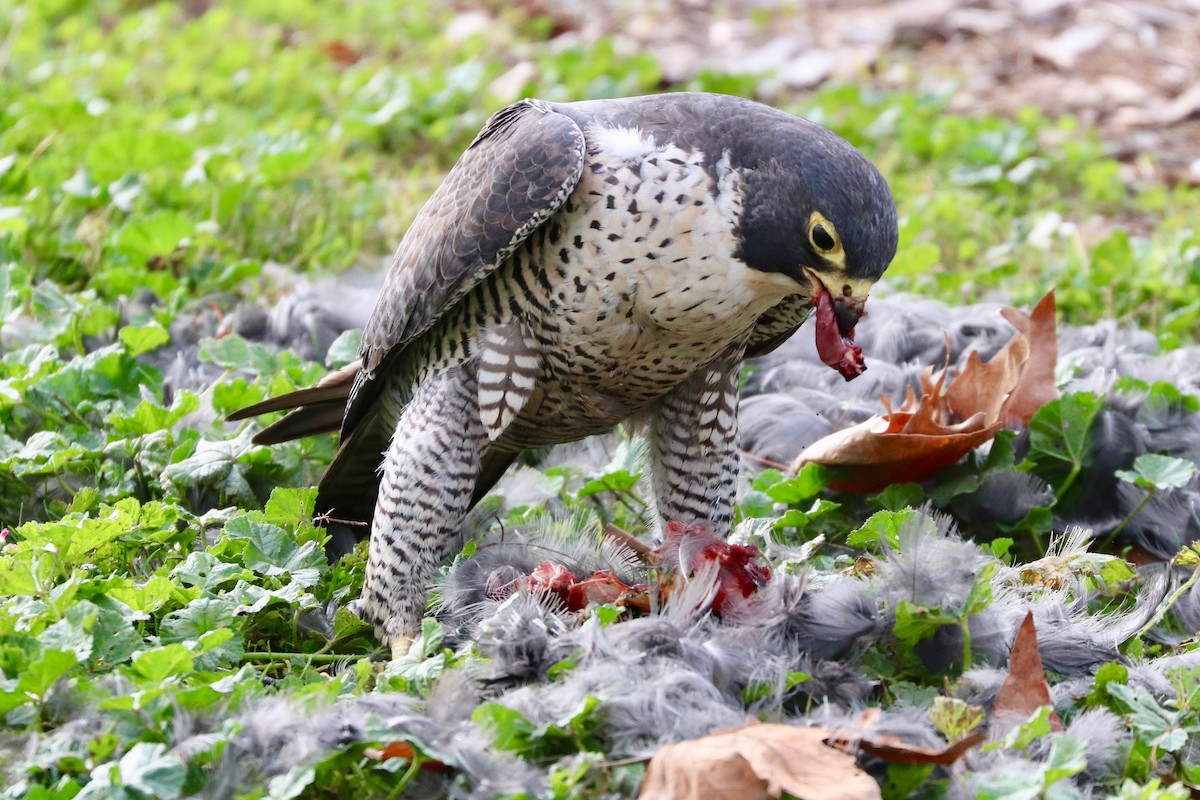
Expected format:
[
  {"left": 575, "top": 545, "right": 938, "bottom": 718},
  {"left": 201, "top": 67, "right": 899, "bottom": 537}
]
[
  {"left": 811, "top": 224, "right": 836, "bottom": 252},
  {"left": 806, "top": 211, "right": 842, "bottom": 258}
]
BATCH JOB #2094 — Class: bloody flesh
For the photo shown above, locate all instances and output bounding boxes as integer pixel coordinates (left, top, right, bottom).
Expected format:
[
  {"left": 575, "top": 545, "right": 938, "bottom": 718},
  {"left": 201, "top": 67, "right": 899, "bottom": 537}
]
[{"left": 814, "top": 286, "right": 866, "bottom": 380}]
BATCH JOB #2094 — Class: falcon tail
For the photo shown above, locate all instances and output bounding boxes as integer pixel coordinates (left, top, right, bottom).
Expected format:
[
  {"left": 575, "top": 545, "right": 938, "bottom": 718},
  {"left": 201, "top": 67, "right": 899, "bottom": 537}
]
[{"left": 226, "top": 360, "right": 360, "bottom": 444}]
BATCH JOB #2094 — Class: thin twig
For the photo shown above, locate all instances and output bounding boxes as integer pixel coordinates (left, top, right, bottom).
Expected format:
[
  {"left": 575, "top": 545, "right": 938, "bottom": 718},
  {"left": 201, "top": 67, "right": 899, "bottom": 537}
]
[
  {"left": 240, "top": 651, "right": 353, "bottom": 662},
  {"left": 741, "top": 450, "right": 790, "bottom": 471},
  {"left": 602, "top": 523, "right": 654, "bottom": 563},
  {"left": 598, "top": 754, "right": 651, "bottom": 768},
  {"left": 314, "top": 510, "right": 369, "bottom": 527}
]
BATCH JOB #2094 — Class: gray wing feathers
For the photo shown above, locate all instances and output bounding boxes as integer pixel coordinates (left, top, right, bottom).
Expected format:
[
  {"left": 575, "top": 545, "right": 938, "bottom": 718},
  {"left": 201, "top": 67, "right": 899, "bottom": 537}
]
[
  {"left": 358, "top": 99, "right": 586, "bottom": 378},
  {"left": 339, "top": 100, "right": 585, "bottom": 441}
]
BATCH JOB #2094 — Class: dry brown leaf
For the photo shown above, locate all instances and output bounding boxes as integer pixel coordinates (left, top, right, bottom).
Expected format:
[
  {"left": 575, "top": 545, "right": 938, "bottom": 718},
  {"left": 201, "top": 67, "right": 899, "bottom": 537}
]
[
  {"left": 320, "top": 40, "right": 362, "bottom": 66},
  {"left": 639, "top": 723, "right": 880, "bottom": 800},
  {"left": 857, "top": 729, "right": 985, "bottom": 765},
  {"left": 832, "top": 706, "right": 983, "bottom": 766},
  {"left": 363, "top": 741, "right": 450, "bottom": 772},
  {"left": 993, "top": 611, "right": 1064, "bottom": 731},
  {"left": 792, "top": 290, "right": 1060, "bottom": 492},
  {"left": 998, "top": 290, "right": 1060, "bottom": 425},
  {"left": 364, "top": 741, "right": 417, "bottom": 761}
]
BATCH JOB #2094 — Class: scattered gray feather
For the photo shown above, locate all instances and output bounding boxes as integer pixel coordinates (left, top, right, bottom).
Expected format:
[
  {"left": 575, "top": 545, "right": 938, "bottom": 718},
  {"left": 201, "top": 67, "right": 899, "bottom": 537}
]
[
  {"left": 949, "top": 470, "right": 1055, "bottom": 528},
  {"left": 1116, "top": 484, "right": 1200, "bottom": 559},
  {"left": 738, "top": 394, "right": 835, "bottom": 464}
]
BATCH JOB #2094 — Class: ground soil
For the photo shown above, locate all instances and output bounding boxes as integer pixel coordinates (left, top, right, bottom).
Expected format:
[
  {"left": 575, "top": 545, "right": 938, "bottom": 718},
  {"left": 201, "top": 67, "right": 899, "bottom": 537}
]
[{"left": 530, "top": 0, "right": 1200, "bottom": 186}]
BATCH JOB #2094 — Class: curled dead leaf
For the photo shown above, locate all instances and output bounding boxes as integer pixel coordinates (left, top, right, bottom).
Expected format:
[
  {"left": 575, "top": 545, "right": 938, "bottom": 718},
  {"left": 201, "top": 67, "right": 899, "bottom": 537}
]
[
  {"left": 639, "top": 722, "right": 880, "bottom": 800},
  {"left": 996, "top": 292, "right": 1060, "bottom": 425},
  {"left": 792, "top": 290, "right": 1060, "bottom": 492},
  {"left": 856, "top": 728, "right": 985, "bottom": 765},
  {"left": 832, "top": 706, "right": 983, "bottom": 766}
]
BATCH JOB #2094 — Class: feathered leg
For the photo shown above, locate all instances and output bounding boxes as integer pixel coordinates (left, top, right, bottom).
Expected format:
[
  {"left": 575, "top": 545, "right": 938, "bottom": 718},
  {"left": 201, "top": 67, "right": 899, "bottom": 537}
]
[
  {"left": 355, "top": 364, "right": 487, "bottom": 658},
  {"left": 648, "top": 348, "right": 743, "bottom": 535}
]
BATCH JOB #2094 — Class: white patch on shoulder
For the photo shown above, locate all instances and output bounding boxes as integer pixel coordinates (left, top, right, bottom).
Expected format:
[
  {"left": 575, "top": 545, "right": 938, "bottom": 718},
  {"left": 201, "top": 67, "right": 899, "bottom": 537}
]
[
  {"left": 713, "top": 151, "right": 741, "bottom": 218},
  {"left": 587, "top": 123, "right": 659, "bottom": 162}
]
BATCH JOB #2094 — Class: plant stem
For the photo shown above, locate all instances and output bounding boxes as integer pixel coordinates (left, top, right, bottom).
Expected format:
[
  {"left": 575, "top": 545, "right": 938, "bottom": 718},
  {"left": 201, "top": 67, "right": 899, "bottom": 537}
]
[
  {"left": 612, "top": 491, "right": 644, "bottom": 519},
  {"left": 1135, "top": 565, "right": 1200, "bottom": 640},
  {"left": 1030, "top": 526, "right": 1046, "bottom": 555},
  {"left": 1055, "top": 464, "right": 1080, "bottom": 503},
  {"left": 385, "top": 754, "right": 424, "bottom": 800},
  {"left": 1102, "top": 486, "right": 1155, "bottom": 549},
  {"left": 960, "top": 620, "right": 972, "bottom": 671}
]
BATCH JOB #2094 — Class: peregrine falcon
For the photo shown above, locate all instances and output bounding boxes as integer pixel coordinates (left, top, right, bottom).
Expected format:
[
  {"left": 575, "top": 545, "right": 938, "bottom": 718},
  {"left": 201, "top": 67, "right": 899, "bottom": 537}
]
[{"left": 230, "top": 93, "right": 898, "bottom": 657}]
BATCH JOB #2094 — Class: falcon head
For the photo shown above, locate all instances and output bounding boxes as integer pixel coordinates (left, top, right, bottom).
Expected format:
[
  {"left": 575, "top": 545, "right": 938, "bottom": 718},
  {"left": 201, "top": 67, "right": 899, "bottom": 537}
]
[{"left": 732, "top": 116, "right": 898, "bottom": 378}]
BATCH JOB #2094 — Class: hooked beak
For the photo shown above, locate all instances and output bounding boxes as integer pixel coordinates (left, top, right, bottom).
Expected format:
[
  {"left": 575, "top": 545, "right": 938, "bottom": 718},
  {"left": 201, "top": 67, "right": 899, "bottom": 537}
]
[{"left": 805, "top": 271, "right": 872, "bottom": 334}]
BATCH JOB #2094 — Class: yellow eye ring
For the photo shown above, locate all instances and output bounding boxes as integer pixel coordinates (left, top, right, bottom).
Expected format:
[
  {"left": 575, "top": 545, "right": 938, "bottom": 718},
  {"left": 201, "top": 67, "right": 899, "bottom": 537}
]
[{"left": 807, "top": 211, "right": 841, "bottom": 255}]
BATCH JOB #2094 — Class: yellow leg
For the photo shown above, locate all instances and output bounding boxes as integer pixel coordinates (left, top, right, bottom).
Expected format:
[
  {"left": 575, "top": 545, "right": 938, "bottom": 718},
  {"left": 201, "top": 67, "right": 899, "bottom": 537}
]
[{"left": 390, "top": 636, "right": 414, "bottom": 661}]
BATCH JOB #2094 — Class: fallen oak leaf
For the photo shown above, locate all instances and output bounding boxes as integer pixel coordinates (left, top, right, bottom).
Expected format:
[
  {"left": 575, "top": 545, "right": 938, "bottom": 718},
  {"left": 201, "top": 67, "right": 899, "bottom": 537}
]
[
  {"left": 993, "top": 611, "right": 1063, "bottom": 732},
  {"left": 942, "top": 328, "right": 1030, "bottom": 429},
  {"left": 790, "top": 362, "right": 1005, "bottom": 492},
  {"left": 639, "top": 722, "right": 880, "bottom": 800},
  {"left": 792, "top": 290, "right": 1060, "bottom": 492}
]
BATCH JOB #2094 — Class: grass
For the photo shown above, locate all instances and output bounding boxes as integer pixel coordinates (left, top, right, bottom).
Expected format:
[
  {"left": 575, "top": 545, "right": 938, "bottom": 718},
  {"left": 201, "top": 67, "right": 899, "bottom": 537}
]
[{"left": 1, "top": 1, "right": 1199, "bottom": 798}]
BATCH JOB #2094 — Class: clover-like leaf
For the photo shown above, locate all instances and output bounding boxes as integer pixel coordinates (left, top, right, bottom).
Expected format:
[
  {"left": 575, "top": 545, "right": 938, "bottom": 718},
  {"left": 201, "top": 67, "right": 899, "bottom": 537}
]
[{"left": 1115, "top": 453, "right": 1198, "bottom": 491}]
